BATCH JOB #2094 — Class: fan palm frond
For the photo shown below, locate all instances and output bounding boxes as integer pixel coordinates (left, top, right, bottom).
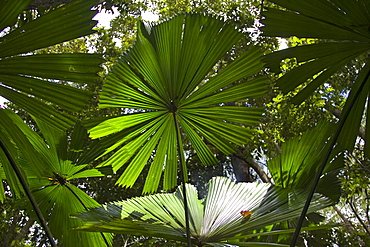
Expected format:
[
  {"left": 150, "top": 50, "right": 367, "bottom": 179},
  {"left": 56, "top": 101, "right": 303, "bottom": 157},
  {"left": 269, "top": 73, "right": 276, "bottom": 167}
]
[
  {"left": 90, "top": 14, "right": 267, "bottom": 193},
  {"left": 261, "top": 0, "right": 370, "bottom": 154},
  {"left": 0, "top": 109, "right": 112, "bottom": 247},
  {"left": 268, "top": 122, "right": 343, "bottom": 202},
  {"left": 76, "top": 177, "right": 332, "bottom": 246},
  {"left": 0, "top": 0, "right": 102, "bottom": 131}
]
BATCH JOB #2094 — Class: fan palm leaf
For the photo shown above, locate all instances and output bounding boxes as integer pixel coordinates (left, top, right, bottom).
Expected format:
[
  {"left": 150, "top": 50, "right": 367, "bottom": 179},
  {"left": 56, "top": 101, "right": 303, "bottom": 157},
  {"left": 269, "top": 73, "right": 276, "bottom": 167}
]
[
  {"left": 90, "top": 14, "right": 267, "bottom": 193},
  {"left": 0, "top": 0, "right": 102, "bottom": 131},
  {"left": 76, "top": 176, "right": 332, "bottom": 246},
  {"left": 0, "top": 109, "right": 112, "bottom": 247},
  {"left": 268, "top": 122, "right": 343, "bottom": 202},
  {"left": 261, "top": 0, "right": 370, "bottom": 154}
]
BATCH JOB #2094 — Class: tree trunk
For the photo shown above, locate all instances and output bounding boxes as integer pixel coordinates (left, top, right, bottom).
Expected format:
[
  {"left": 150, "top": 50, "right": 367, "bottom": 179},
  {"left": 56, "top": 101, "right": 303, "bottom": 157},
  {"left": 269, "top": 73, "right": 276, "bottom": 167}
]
[
  {"left": 231, "top": 152, "right": 253, "bottom": 182},
  {"left": 231, "top": 148, "right": 271, "bottom": 183}
]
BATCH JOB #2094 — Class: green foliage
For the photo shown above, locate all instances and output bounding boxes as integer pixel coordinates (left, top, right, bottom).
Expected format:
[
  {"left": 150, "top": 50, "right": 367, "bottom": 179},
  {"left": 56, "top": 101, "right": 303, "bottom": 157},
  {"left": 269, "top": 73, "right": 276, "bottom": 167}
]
[
  {"left": 268, "top": 122, "right": 343, "bottom": 202},
  {"left": 0, "top": 198, "right": 32, "bottom": 246},
  {"left": 261, "top": 1, "right": 370, "bottom": 244},
  {"left": 0, "top": 109, "right": 112, "bottom": 246},
  {"left": 261, "top": 0, "right": 370, "bottom": 155},
  {"left": 76, "top": 177, "right": 332, "bottom": 246},
  {"left": 152, "top": 0, "right": 279, "bottom": 53},
  {"left": 89, "top": 14, "right": 267, "bottom": 193},
  {"left": 2, "top": 0, "right": 368, "bottom": 246},
  {"left": 0, "top": 0, "right": 102, "bottom": 131}
]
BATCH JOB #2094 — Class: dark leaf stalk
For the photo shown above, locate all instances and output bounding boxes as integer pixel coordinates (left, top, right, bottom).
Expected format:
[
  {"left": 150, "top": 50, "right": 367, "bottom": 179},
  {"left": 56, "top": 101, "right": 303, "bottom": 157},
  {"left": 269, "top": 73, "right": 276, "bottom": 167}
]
[
  {"left": 172, "top": 110, "right": 192, "bottom": 247},
  {"left": 291, "top": 68, "right": 370, "bottom": 246},
  {"left": 0, "top": 139, "right": 57, "bottom": 247}
]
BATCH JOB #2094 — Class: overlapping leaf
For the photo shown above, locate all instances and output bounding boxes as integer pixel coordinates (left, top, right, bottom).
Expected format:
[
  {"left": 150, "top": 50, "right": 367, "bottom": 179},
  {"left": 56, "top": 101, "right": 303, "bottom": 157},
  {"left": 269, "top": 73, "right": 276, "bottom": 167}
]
[
  {"left": 76, "top": 177, "right": 332, "bottom": 246},
  {"left": 0, "top": 109, "right": 111, "bottom": 247},
  {"left": 268, "top": 122, "right": 343, "bottom": 203},
  {"left": 261, "top": 0, "right": 370, "bottom": 154},
  {"left": 0, "top": 0, "right": 102, "bottom": 130},
  {"left": 0, "top": 109, "right": 49, "bottom": 202},
  {"left": 90, "top": 14, "right": 267, "bottom": 192}
]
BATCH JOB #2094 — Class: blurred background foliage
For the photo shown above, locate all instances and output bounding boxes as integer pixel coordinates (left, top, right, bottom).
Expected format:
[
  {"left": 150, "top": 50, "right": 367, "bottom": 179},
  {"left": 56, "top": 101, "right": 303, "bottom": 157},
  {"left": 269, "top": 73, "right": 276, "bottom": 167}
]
[{"left": 0, "top": 0, "right": 369, "bottom": 246}]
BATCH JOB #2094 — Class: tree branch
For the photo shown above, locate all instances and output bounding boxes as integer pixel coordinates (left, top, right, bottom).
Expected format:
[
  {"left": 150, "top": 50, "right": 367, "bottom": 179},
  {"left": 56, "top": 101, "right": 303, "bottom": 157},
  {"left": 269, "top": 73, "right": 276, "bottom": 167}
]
[
  {"left": 333, "top": 205, "right": 366, "bottom": 246},
  {"left": 232, "top": 151, "right": 271, "bottom": 183},
  {"left": 332, "top": 205, "right": 355, "bottom": 231},
  {"left": 246, "top": 156, "right": 271, "bottom": 183},
  {"left": 348, "top": 198, "right": 370, "bottom": 236}
]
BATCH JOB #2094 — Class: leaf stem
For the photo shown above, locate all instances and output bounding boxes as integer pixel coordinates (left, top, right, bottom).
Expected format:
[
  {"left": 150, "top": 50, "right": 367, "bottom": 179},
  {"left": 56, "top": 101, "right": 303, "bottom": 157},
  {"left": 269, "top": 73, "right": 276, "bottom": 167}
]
[
  {"left": 0, "top": 139, "right": 57, "bottom": 247},
  {"left": 172, "top": 112, "right": 192, "bottom": 247},
  {"left": 290, "top": 67, "right": 370, "bottom": 246}
]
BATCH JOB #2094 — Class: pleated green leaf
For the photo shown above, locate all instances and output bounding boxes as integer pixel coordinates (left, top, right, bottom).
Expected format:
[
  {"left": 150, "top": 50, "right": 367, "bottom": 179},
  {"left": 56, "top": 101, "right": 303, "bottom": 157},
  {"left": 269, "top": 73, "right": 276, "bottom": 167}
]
[
  {"left": 0, "top": 130, "right": 25, "bottom": 202},
  {"left": 76, "top": 177, "right": 332, "bottom": 246},
  {"left": 262, "top": 8, "right": 369, "bottom": 41},
  {"left": 0, "top": 110, "right": 51, "bottom": 178},
  {"left": 1, "top": 110, "right": 111, "bottom": 246},
  {"left": 268, "top": 122, "right": 343, "bottom": 202},
  {"left": 0, "top": 0, "right": 102, "bottom": 131},
  {"left": 228, "top": 224, "right": 338, "bottom": 241},
  {"left": 90, "top": 14, "right": 267, "bottom": 193},
  {"left": 336, "top": 63, "right": 370, "bottom": 152},
  {"left": 32, "top": 184, "right": 112, "bottom": 247},
  {"left": 261, "top": 0, "right": 370, "bottom": 154},
  {"left": 227, "top": 243, "right": 289, "bottom": 247},
  {"left": 0, "top": 0, "right": 33, "bottom": 31},
  {"left": 0, "top": 0, "right": 97, "bottom": 57}
]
